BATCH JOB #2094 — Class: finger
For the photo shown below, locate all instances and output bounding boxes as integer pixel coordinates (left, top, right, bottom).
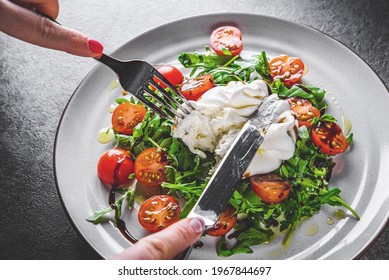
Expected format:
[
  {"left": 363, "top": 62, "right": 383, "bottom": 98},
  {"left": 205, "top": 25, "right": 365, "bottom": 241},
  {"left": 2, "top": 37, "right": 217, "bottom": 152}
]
[
  {"left": 34, "top": 0, "right": 59, "bottom": 19},
  {"left": 0, "top": 0, "right": 102, "bottom": 57},
  {"left": 11, "top": 0, "right": 59, "bottom": 19},
  {"left": 111, "top": 218, "right": 205, "bottom": 260}
]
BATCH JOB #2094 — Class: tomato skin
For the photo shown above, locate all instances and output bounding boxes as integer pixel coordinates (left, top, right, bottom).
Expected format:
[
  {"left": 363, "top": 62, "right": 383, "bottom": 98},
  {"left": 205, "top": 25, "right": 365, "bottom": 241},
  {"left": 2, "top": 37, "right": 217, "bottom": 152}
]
[
  {"left": 153, "top": 65, "right": 184, "bottom": 89},
  {"left": 206, "top": 206, "right": 237, "bottom": 237},
  {"left": 312, "top": 121, "right": 349, "bottom": 155},
  {"left": 134, "top": 147, "right": 168, "bottom": 187},
  {"left": 287, "top": 97, "right": 320, "bottom": 128},
  {"left": 250, "top": 173, "right": 292, "bottom": 204},
  {"left": 179, "top": 74, "right": 214, "bottom": 101},
  {"left": 138, "top": 195, "right": 181, "bottom": 233},
  {"left": 210, "top": 26, "right": 243, "bottom": 56},
  {"left": 112, "top": 102, "right": 146, "bottom": 135},
  {"left": 97, "top": 148, "right": 134, "bottom": 188},
  {"left": 269, "top": 55, "right": 304, "bottom": 87}
]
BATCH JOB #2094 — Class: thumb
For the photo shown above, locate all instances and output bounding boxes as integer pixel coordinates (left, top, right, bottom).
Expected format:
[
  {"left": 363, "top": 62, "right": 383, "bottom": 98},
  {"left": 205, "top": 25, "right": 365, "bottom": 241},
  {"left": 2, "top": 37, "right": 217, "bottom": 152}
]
[
  {"left": 111, "top": 218, "right": 205, "bottom": 260},
  {"left": 0, "top": 0, "right": 102, "bottom": 57}
]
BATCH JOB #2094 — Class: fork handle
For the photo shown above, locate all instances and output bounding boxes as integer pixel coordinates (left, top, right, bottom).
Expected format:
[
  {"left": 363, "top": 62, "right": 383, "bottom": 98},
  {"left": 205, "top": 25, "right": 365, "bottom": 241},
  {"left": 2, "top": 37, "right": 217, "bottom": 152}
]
[{"left": 94, "top": 53, "right": 124, "bottom": 74}]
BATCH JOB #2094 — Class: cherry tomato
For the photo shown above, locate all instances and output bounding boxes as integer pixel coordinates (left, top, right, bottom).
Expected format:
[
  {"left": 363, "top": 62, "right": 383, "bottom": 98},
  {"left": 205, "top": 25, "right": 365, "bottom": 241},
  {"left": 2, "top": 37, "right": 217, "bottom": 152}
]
[
  {"left": 138, "top": 195, "right": 181, "bottom": 232},
  {"left": 269, "top": 55, "right": 305, "bottom": 87},
  {"left": 134, "top": 147, "right": 168, "bottom": 187},
  {"left": 97, "top": 148, "right": 134, "bottom": 188},
  {"left": 210, "top": 26, "right": 243, "bottom": 56},
  {"left": 312, "top": 121, "right": 349, "bottom": 155},
  {"left": 206, "top": 206, "right": 237, "bottom": 237},
  {"left": 112, "top": 102, "right": 146, "bottom": 135},
  {"left": 287, "top": 97, "right": 320, "bottom": 128},
  {"left": 250, "top": 173, "right": 292, "bottom": 204},
  {"left": 178, "top": 74, "right": 214, "bottom": 101},
  {"left": 153, "top": 65, "right": 184, "bottom": 89}
]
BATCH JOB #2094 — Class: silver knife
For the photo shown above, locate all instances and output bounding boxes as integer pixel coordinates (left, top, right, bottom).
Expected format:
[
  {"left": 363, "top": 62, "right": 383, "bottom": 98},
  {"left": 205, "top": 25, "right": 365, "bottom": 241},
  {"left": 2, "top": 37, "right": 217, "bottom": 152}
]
[{"left": 187, "top": 95, "right": 279, "bottom": 227}]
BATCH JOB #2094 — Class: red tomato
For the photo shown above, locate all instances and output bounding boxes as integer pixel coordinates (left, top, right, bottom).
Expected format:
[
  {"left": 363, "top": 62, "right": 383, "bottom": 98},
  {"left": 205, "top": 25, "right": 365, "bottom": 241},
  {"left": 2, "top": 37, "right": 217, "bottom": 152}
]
[
  {"left": 287, "top": 97, "right": 321, "bottom": 128},
  {"left": 269, "top": 55, "right": 305, "bottom": 87},
  {"left": 97, "top": 148, "right": 134, "bottom": 188},
  {"left": 153, "top": 65, "right": 184, "bottom": 89},
  {"left": 312, "top": 121, "right": 349, "bottom": 155},
  {"left": 178, "top": 74, "right": 214, "bottom": 101},
  {"left": 250, "top": 173, "right": 292, "bottom": 204},
  {"left": 138, "top": 195, "right": 181, "bottom": 232},
  {"left": 112, "top": 102, "right": 146, "bottom": 135},
  {"left": 206, "top": 206, "right": 237, "bottom": 237},
  {"left": 210, "top": 26, "right": 243, "bottom": 56},
  {"left": 134, "top": 147, "right": 168, "bottom": 187}
]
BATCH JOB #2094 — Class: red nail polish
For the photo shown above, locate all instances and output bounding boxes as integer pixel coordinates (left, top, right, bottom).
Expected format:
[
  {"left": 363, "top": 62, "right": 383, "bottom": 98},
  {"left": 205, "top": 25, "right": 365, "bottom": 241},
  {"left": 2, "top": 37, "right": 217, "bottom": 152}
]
[{"left": 87, "top": 39, "right": 104, "bottom": 54}]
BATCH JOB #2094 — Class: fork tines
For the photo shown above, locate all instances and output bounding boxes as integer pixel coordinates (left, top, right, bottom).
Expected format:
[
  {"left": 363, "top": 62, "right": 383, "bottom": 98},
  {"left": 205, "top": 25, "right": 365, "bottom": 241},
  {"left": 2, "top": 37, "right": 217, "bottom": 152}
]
[{"left": 137, "top": 70, "right": 193, "bottom": 122}]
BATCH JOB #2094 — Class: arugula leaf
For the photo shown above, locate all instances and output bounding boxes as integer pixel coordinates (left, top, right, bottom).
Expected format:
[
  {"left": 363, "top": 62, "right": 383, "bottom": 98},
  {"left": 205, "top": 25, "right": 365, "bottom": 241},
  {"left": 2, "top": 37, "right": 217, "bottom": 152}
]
[
  {"left": 216, "top": 218, "right": 273, "bottom": 257},
  {"left": 86, "top": 188, "right": 136, "bottom": 225},
  {"left": 347, "top": 133, "right": 354, "bottom": 145},
  {"left": 115, "top": 97, "right": 130, "bottom": 104},
  {"left": 179, "top": 196, "right": 197, "bottom": 219},
  {"left": 178, "top": 49, "right": 276, "bottom": 86},
  {"left": 178, "top": 50, "right": 230, "bottom": 72},
  {"left": 86, "top": 207, "right": 113, "bottom": 224},
  {"left": 271, "top": 80, "right": 326, "bottom": 108},
  {"left": 253, "top": 51, "right": 272, "bottom": 83}
]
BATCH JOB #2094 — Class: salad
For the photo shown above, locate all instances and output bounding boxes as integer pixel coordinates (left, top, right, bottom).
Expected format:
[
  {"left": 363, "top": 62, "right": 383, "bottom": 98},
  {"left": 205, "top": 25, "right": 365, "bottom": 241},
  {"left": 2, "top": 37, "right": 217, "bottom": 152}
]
[{"left": 87, "top": 26, "right": 359, "bottom": 257}]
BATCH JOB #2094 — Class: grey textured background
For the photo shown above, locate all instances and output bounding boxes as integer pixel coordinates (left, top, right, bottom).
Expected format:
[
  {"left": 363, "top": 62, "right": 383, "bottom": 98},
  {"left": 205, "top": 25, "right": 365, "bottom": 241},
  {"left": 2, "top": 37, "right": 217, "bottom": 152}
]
[{"left": 0, "top": 0, "right": 388, "bottom": 259}]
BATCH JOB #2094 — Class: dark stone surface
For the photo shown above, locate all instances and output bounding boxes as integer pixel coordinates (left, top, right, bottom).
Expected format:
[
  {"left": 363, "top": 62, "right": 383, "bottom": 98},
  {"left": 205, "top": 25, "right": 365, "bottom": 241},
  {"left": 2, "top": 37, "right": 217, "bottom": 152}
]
[{"left": 0, "top": 0, "right": 388, "bottom": 259}]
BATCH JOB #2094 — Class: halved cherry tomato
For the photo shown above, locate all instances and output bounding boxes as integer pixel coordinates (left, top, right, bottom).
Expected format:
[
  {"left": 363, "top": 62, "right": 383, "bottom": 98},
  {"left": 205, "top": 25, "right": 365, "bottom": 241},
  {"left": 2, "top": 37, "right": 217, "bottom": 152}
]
[
  {"left": 250, "top": 173, "right": 292, "bottom": 204},
  {"left": 178, "top": 74, "right": 214, "bottom": 101},
  {"left": 312, "top": 121, "right": 349, "bottom": 155},
  {"left": 287, "top": 97, "right": 320, "bottom": 128},
  {"left": 97, "top": 148, "right": 134, "bottom": 188},
  {"left": 206, "top": 206, "right": 237, "bottom": 237},
  {"left": 210, "top": 26, "right": 243, "bottom": 56},
  {"left": 153, "top": 65, "right": 184, "bottom": 89},
  {"left": 138, "top": 195, "right": 181, "bottom": 233},
  {"left": 269, "top": 55, "right": 304, "bottom": 87},
  {"left": 112, "top": 102, "right": 146, "bottom": 135},
  {"left": 134, "top": 147, "right": 168, "bottom": 187}
]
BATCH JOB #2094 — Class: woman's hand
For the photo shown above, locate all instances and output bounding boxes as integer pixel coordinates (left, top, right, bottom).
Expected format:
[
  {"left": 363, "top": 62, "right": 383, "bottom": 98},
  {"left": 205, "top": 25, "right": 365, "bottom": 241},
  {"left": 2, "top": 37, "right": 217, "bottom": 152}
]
[
  {"left": 0, "top": 0, "right": 103, "bottom": 57},
  {"left": 112, "top": 218, "right": 205, "bottom": 260}
]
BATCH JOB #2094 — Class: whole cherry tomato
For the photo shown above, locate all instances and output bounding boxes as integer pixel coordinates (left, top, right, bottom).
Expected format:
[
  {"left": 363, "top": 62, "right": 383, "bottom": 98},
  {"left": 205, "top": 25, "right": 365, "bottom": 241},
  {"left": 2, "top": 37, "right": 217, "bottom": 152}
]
[
  {"left": 97, "top": 148, "right": 134, "bottom": 188},
  {"left": 153, "top": 65, "right": 184, "bottom": 89}
]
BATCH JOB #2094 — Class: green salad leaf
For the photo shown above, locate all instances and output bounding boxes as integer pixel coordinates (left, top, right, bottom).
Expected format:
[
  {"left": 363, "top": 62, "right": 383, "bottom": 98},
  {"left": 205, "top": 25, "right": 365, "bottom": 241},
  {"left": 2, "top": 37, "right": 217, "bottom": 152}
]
[{"left": 178, "top": 48, "right": 274, "bottom": 85}]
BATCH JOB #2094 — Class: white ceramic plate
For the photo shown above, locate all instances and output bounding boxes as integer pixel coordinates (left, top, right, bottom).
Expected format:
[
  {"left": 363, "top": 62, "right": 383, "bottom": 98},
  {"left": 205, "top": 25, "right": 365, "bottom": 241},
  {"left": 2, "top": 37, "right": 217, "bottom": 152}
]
[{"left": 54, "top": 13, "right": 389, "bottom": 259}]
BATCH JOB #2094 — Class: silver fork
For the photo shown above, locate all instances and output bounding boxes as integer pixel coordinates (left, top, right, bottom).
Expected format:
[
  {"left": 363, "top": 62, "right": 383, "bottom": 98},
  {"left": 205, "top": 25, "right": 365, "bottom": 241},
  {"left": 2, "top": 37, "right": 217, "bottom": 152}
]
[
  {"left": 96, "top": 53, "right": 193, "bottom": 122},
  {"left": 35, "top": 10, "right": 192, "bottom": 121}
]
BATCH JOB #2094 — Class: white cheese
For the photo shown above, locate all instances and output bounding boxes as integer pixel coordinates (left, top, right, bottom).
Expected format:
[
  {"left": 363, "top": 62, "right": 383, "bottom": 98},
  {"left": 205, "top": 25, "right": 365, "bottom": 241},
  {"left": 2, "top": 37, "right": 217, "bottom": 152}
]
[{"left": 173, "top": 80, "right": 298, "bottom": 176}]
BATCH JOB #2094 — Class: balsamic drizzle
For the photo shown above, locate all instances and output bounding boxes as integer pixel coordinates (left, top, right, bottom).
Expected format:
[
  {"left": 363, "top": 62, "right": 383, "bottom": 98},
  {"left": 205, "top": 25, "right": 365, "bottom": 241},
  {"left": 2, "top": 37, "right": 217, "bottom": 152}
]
[{"left": 109, "top": 157, "right": 138, "bottom": 244}]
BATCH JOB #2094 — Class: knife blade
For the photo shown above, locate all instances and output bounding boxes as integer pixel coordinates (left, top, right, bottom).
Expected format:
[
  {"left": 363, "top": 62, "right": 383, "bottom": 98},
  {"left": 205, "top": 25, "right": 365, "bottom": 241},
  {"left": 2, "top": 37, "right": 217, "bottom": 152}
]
[{"left": 187, "top": 95, "right": 279, "bottom": 227}]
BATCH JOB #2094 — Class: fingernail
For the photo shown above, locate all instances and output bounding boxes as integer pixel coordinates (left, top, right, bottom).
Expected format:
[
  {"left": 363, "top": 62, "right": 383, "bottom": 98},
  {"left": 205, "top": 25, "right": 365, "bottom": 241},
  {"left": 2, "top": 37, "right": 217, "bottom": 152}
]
[
  {"left": 87, "top": 39, "right": 104, "bottom": 54},
  {"left": 189, "top": 218, "right": 205, "bottom": 234}
]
